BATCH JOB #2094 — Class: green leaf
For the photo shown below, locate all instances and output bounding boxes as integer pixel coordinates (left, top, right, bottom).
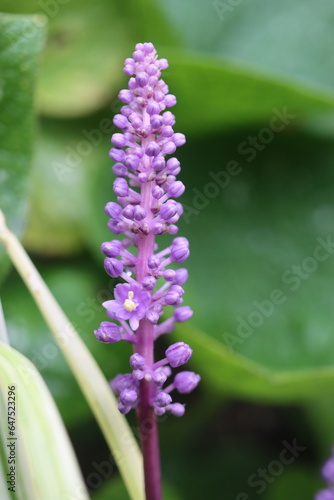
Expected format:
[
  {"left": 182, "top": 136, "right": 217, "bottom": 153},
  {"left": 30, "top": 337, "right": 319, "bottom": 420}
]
[
  {"left": 156, "top": 0, "right": 334, "bottom": 94},
  {"left": 175, "top": 324, "right": 334, "bottom": 402},
  {"left": 181, "top": 131, "right": 334, "bottom": 375},
  {"left": 166, "top": 50, "right": 334, "bottom": 133},
  {"left": 0, "top": 0, "right": 177, "bottom": 118},
  {"left": 0, "top": 1, "right": 131, "bottom": 116},
  {"left": 23, "top": 120, "right": 90, "bottom": 256},
  {"left": 266, "top": 466, "right": 319, "bottom": 500},
  {"left": 0, "top": 14, "right": 46, "bottom": 279},
  {"left": 0, "top": 342, "right": 89, "bottom": 499}
]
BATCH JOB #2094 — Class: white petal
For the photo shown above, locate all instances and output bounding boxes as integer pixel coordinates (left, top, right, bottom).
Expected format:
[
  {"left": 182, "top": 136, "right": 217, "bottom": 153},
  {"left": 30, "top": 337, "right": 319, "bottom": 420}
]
[{"left": 129, "top": 317, "right": 139, "bottom": 331}]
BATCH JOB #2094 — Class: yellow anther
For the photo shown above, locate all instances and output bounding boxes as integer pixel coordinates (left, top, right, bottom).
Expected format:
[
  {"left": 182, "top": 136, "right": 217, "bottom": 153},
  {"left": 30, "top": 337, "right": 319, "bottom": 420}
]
[{"left": 123, "top": 291, "right": 136, "bottom": 312}]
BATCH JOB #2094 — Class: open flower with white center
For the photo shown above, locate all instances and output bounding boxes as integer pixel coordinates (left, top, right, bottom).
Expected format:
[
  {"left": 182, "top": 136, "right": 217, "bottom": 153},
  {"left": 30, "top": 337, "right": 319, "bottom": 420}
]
[{"left": 103, "top": 282, "right": 150, "bottom": 330}]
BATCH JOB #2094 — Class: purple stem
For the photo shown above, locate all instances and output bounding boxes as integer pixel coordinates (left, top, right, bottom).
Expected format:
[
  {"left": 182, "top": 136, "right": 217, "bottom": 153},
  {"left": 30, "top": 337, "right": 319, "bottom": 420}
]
[{"left": 136, "top": 179, "right": 163, "bottom": 500}]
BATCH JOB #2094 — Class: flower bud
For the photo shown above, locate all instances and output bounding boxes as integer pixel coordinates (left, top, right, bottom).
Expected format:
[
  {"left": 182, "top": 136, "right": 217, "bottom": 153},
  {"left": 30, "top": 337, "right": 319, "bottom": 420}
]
[
  {"left": 174, "top": 268, "right": 188, "bottom": 285},
  {"left": 152, "top": 371, "right": 167, "bottom": 385},
  {"left": 155, "top": 391, "right": 172, "bottom": 408},
  {"left": 165, "top": 342, "right": 192, "bottom": 368},
  {"left": 100, "top": 241, "right": 122, "bottom": 257},
  {"left": 173, "top": 306, "right": 193, "bottom": 322},
  {"left": 104, "top": 258, "right": 123, "bottom": 278},
  {"left": 174, "top": 371, "right": 200, "bottom": 394},
  {"left": 130, "top": 353, "right": 146, "bottom": 370},
  {"left": 168, "top": 181, "right": 185, "bottom": 198},
  {"left": 112, "top": 133, "right": 127, "bottom": 148},
  {"left": 169, "top": 403, "right": 185, "bottom": 417},
  {"left": 120, "top": 389, "right": 138, "bottom": 406},
  {"left": 142, "top": 276, "right": 156, "bottom": 290},
  {"left": 94, "top": 322, "right": 122, "bottom": 344},
  {"left": 163, "top": 269, "right": 176, "bottom": 281},
  {"left": 104, "top": 202, "right": 122, "bottom": 219}
]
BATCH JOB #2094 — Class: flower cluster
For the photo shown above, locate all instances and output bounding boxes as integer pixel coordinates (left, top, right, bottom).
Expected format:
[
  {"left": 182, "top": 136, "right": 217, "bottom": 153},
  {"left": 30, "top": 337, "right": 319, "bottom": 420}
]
[
  {"left": 111, "top": 343, "right": 200, "bottom": 416},
  {"left": 315, "top": 448, "right": 334, "bottom": 500},
  {"left": 94, "top": 42, "right": 200, "bottom": 416}
]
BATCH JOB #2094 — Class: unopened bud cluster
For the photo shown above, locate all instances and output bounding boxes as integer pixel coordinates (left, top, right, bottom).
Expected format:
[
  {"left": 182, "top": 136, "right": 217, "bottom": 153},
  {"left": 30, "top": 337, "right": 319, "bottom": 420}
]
[{"left": 94, "top": 42, "right": 200, "bottom": 416}]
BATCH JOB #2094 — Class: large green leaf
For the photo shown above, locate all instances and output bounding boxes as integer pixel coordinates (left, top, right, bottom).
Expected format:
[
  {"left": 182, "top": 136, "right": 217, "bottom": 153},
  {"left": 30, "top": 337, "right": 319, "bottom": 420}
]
[
  {"left": 23, "top": 120, "right": 91, "bottom": 256},
  {"left": 0, "top": 0, "right": 177, "bottom": 117},
  {"left": 0, "top": 14, "right": 45, "bottom": 279},
  {"left": 156, "top": 0, "right": 334, "bottom": 93},
  {"left": 0, "top": 343, "right": 89, "bottom": 499},
  {"left": 176, "top": 324, "right": 334, "bottom": 402},
  {"left": 165, "top": 51, "right": 334, "bottom": 133},
  {"left": 0, "top": 1, "right": 130, "bottom": 116}
]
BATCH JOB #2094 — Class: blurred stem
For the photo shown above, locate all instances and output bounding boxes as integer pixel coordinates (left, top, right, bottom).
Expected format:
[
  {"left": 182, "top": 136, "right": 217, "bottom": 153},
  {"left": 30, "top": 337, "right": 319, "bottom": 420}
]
[
  {"left": 0, "top": 210, "right": 144, "bottom": 500},
  {"left": 0, "top": 300, "right": 9, "bottom": 345},
  {"left": 135, "top": 177, "right": 163, "bottom": 500}
]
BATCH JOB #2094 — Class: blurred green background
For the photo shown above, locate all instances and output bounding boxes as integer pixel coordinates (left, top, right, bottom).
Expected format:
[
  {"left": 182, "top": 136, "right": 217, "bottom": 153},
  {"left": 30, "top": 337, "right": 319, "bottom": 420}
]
[{"left": 2, "top": 0, "right": 334, "bottom": 498}]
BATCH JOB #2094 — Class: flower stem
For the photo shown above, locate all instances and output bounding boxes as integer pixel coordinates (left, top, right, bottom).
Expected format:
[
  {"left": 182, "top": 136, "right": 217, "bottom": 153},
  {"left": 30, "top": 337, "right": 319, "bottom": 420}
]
[
  {"left": 136, "top": 179, "right": 163, "bottom": 500},
  {"left": 136, "top": 321, "right": 163, "bottom": 500}
]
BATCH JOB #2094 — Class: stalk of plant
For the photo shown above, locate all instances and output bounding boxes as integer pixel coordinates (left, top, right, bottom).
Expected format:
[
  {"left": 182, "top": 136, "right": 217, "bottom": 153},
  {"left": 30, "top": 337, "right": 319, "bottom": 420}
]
[{"left": 94, "top": 42, "right": 200, "bottom": 500}]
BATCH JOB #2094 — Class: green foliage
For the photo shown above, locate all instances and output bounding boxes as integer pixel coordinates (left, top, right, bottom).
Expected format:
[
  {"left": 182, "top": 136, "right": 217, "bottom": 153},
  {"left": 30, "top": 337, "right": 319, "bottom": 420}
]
[
  {"left": 0, "top": 343, "right": 89, "bottom": 499},
  {"left": 0, "top": 14, "right": 46, "bottom": 279},
  {"left": 1, "top": 1, "right": 334, "bottom": 499}
]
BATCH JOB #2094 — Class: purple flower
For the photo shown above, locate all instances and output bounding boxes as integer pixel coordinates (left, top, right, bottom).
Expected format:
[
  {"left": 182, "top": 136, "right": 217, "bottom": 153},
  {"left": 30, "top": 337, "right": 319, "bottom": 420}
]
[
  {"left": 95, "top": 42, "right": 199, "bottom": 423},
  {"left": 103, "top": 282, "right": 150, "bottom": 331}
]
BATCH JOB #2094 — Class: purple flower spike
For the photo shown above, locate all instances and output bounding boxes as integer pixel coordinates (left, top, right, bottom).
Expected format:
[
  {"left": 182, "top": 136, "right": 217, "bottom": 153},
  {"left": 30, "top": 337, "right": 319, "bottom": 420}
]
[
  {"left": 174, "top": 371, "right": 201, "bottom": 394},
  {"left": 94, "top": 41, "right": 199, "bottom": 500},
  {"left": 165, "top": 342, "right": 193, "bottom": 367}
]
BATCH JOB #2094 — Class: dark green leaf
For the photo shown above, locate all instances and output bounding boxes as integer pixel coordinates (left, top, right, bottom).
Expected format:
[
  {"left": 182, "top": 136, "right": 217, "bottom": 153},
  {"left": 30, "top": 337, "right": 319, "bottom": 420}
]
[
  {"left": 0, "top": 14, "right": 46, "bottom": 279},
  {"left": 0, "top": 0, "right": 177, "bottom": 117},
  {"left": 156, "top": 0, "right": 334, "bottom": 93}
]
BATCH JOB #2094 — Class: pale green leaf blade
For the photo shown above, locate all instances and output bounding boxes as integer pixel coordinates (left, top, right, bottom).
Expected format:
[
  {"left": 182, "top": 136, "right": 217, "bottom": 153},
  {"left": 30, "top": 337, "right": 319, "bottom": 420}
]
[
  {"left": 0, "top": 211, "right": 144, "bottom": 500},
  {"left": 0, "top": 342, "right": 89, "bottom": 500}
]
